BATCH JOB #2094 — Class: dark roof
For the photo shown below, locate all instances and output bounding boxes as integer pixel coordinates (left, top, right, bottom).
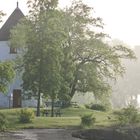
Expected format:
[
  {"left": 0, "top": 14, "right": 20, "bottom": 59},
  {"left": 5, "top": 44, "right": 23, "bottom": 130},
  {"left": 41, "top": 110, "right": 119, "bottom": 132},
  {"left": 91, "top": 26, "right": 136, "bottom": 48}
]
[{"left": 0, "top": 6, "right": 24, "bottom": 41}]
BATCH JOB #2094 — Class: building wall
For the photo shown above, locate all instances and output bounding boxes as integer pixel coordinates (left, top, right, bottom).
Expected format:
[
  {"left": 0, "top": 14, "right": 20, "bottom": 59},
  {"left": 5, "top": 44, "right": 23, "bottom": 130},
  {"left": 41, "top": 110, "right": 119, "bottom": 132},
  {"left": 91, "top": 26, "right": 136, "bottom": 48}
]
[
  {"left": 0, "top": 41, "right": 38, "bottom": 108},
  {"left": 0, "top": 94, "right": 10, "bottom": 108},
  {"left": 0, "top": 41, "right": 22, "bottom": 108},
  {"left": 0, "top": 41, "right": 16, "bottom": 60}
]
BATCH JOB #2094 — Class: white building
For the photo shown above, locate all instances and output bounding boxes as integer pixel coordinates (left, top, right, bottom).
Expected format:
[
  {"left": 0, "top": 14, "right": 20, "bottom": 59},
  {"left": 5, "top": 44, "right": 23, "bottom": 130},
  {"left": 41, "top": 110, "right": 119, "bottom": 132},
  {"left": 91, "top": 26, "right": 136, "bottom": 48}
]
[{"left": 0, "top": 3, "right": 37, "bottom": 108}]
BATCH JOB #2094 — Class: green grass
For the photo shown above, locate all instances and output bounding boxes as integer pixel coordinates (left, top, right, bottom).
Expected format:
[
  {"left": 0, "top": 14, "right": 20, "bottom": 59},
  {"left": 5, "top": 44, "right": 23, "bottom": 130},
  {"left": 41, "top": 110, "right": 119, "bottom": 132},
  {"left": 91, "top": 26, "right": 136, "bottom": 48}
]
[
  {"left": 62, "top": 107, "right": 94, "bottom": 117},
  {"left": 0, "top": 107, "right": 118, "bottom": 130},
  {"left": 15, "top": 117, "right": 81, "bottom": 129}
]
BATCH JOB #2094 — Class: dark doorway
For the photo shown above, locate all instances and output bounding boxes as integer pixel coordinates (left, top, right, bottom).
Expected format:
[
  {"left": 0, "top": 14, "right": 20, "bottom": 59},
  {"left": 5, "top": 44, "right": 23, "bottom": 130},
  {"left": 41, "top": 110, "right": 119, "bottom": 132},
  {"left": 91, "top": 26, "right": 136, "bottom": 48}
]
[{"left": 13, "top": 89, "right": 22, "bottom": 108}]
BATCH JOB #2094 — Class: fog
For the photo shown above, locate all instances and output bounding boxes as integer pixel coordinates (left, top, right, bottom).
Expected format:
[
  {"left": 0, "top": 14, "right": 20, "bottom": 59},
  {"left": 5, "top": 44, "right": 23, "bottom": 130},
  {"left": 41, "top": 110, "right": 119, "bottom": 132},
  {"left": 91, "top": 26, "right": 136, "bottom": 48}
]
[
  {"left": 111, "top": 46, "right": 140, "bottom": 108},
  {"left": 72, "top": 46, "right": 140, "bottom": 108}
]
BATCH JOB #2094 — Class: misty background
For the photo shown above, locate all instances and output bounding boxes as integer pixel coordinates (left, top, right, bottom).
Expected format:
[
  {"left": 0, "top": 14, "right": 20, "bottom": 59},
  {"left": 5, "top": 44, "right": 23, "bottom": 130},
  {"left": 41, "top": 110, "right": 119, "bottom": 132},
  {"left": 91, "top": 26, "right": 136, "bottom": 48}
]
[{"left": 72, "top": 44, "right": 140, "bottom": 108}]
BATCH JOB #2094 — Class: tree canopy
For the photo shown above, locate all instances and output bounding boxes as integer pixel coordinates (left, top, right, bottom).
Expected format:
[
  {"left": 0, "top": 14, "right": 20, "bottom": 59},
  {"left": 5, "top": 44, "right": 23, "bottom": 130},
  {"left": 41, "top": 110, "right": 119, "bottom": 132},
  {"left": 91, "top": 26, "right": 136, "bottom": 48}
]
[{"left": 57, "top": 0, "right": 136, "bottom": 101}]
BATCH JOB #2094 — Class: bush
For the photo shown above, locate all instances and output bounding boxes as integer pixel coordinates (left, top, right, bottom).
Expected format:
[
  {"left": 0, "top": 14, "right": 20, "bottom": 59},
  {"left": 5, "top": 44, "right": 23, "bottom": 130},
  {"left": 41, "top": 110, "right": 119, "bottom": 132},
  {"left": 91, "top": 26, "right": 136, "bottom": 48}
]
[
  {"left": 85, "top": 104, "right": 91, "bottom": 109},
  {"left": 81, "top": 114, "right": 96, "bottom": 127},
  {"left": 19, "top": 108, "right": 35, "bottom": 123},
  {"left": 85, "top": 103, "right": 108, "bottom": 111},
  {"left": 0, "top": 112, "right": 8, "bottom": 131},
  {"left": 115, "top": 105, "right": 140, "bottom": 125}
]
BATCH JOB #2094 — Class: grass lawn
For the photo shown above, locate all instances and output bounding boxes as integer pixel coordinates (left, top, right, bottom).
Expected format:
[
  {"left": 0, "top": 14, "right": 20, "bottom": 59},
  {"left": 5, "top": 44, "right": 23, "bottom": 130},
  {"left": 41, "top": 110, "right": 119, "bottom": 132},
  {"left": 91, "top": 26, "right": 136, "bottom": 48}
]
[{"left": 0, "top": 107, "right": 118, "bottom": 130}]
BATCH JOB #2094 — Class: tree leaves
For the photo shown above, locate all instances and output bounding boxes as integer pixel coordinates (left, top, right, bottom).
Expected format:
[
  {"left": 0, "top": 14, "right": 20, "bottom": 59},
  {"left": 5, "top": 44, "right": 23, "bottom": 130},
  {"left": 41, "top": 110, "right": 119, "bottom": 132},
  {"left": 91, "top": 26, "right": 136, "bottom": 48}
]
[
  {"left": 10, "top": 0, "right": 136, "bottom": 105},
  {"left": 0, "top": 10, "right": 6, "bottom": 23},
  {"left": 60, "top": 0, "right": 136, "bottom": 99},
  {"left": 0, "top": 61, "right": 15, "bottom": 93}
]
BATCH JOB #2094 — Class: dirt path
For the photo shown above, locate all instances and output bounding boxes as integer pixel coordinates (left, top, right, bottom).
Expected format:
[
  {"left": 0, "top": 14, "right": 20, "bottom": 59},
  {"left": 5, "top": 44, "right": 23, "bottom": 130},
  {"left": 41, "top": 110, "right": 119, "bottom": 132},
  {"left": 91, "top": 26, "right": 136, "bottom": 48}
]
[{"left": 1, "top": 129, "right": 82, "bottom": 140}]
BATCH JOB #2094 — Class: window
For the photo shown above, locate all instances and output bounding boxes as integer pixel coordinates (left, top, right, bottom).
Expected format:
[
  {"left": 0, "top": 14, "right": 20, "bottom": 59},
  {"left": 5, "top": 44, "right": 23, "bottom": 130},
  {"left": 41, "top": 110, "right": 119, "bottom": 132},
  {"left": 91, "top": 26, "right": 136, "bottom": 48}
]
[{"left": 10, "top": 47, "right": 17, "bottom": 54}]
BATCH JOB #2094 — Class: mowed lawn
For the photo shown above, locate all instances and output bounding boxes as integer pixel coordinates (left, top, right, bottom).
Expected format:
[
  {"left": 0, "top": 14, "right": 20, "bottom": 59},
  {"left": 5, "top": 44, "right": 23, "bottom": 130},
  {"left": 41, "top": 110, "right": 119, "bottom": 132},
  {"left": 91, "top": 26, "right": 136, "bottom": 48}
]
[{"left": 0, "top": 107, "right": 117, "bottom": 130}]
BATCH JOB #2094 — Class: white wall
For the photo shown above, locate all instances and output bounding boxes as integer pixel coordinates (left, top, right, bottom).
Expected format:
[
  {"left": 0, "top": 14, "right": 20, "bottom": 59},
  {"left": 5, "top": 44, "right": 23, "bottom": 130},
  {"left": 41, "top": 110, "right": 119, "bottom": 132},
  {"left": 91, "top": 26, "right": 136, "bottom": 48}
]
[
  {"left": 0, "top": 41, "right": 42, "bottom": 108},
  {"left": 0, "top": 41, "right": 22, "bottom": 107},
  {"left": 0, "top": 41, "right": 16, "bottom": 61},
  {"left": 0, "top": 94, "right": 9, "bottom": 108}
]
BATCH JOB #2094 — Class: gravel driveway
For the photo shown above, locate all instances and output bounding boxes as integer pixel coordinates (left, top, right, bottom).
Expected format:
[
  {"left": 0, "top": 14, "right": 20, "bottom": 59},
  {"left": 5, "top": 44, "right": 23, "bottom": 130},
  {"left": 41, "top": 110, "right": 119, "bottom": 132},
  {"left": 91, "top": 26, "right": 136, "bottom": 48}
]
[{"left": 0, "top": 129, "right": 82, "bottom": 140}]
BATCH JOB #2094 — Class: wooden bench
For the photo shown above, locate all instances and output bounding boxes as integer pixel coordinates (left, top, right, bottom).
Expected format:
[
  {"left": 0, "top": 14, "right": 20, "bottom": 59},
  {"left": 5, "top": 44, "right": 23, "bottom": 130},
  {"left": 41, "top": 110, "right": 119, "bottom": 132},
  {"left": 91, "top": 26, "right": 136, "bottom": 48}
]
[
  {"left": 55, "top": 109, "right": 62, "bottom": 117},
  {"left": 71, "top": 102, "right": 79, "bottom": 108},
  {"left": 42, "top": 109, "right": 62, "bottom": 117},
  {"left": 42, "top": 109, "right": 49, "bottom": 116}
]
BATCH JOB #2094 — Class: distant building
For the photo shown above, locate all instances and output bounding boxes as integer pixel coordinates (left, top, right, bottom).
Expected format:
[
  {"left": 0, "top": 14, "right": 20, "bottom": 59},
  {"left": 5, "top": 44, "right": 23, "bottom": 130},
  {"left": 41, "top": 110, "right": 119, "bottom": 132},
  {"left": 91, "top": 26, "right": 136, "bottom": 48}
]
[{"left": 0, "top": 3, "right": 38, "bottom": 108}]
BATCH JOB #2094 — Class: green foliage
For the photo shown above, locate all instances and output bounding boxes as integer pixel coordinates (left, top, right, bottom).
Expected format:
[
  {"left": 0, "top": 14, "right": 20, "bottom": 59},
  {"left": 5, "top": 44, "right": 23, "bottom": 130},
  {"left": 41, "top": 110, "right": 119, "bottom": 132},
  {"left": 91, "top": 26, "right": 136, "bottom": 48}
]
[
  {"left": 60, "top": 0, "right": 136, "bottom": 100},
  {"left": 0, "top": 112, "right": 8, "bottom": 131},
  {"left": 85, "top": 103, "right": 109, "bottom": 112},
  {"left": 27, "top": 0, "right": 59, "bottom": 15},
  {"left": 115, "top": 105, "right": 140, "bottom": 125},
  {"left": 10, "top": 0, "right": 66, "bottom": 116},
  {"left": 18, "top": 108, "right": 35, "bottom": 123},
  {"left": 10, "top": 0, "right": 136, "bottom": 115},
  {"left": 81, "top": 114, "right": 96, "bottom": 127},
  {"left": 0, "top": 61, "right": 15, "bottom": 93}
]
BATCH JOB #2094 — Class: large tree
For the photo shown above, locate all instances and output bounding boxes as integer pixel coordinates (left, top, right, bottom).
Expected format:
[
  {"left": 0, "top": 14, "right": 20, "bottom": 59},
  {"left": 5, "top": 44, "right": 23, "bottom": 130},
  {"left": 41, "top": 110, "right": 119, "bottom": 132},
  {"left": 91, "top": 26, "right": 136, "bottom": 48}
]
[
  {"left": 57, "top": 0, "right": 136, "bottom": 103},
  {"left": 10, "top": 0, "right": 65, "bottom": 116},
  {"left": 10, "top": 0, "right": 136, "bottom": 115}
]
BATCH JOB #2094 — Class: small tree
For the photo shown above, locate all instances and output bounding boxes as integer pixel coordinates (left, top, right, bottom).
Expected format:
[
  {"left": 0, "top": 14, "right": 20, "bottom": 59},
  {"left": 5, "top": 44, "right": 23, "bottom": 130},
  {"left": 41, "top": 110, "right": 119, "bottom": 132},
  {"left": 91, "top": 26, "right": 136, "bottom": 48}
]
[{"left": 0, "top": 61, "right": 15, "bottom": 93}]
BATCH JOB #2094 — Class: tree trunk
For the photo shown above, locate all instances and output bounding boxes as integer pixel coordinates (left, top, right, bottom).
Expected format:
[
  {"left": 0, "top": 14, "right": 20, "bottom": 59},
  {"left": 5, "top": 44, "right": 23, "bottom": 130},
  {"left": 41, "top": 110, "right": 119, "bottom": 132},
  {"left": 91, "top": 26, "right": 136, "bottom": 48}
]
[
  {"left": 70, "top": 81, "right": 77, "bottom": 98},
  {"left": 70, "top": 64, "right": 80, "bottom": 98},
  {"left": 36, "top": 46, "right": 43, "bottom": 116},
  {"left": 51, "top": 98, "right": 54, "bottom": 117},
  {"left": 70, "top": 62, "right": 84, "bottom": 98},
  {"left": 36, "top": 91, "right": 41, "bottom": 116}
]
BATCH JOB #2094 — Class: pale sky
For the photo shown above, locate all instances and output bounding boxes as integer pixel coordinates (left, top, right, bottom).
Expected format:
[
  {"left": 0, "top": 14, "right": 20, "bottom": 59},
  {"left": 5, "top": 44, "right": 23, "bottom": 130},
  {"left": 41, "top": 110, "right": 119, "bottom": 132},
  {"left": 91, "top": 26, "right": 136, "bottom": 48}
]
[{"left": 0, "top": 0, "right": 140, "bottom": 47}]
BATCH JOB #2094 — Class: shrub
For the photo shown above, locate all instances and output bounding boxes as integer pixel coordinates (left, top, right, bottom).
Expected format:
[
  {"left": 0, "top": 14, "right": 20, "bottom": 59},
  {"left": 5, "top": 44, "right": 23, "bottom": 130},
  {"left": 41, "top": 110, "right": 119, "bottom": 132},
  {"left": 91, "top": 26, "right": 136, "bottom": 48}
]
[
  {"left": 0, "top": 112, "right": 8, "bottom": 131},
  {"left": 116, "top": 105, "right": 140, "bottom": 125},
  {"left": 85, "top": 103, "right": 108, "bottom": 111},
  {"left": 81, "top": 114, "right": 96, "bottom": 127},
  {"left": 19, "top": 108, "right": 35, "bottom": 123},
  {"left": 85, "top": 104, "right": 91, "bottom": 109}
]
